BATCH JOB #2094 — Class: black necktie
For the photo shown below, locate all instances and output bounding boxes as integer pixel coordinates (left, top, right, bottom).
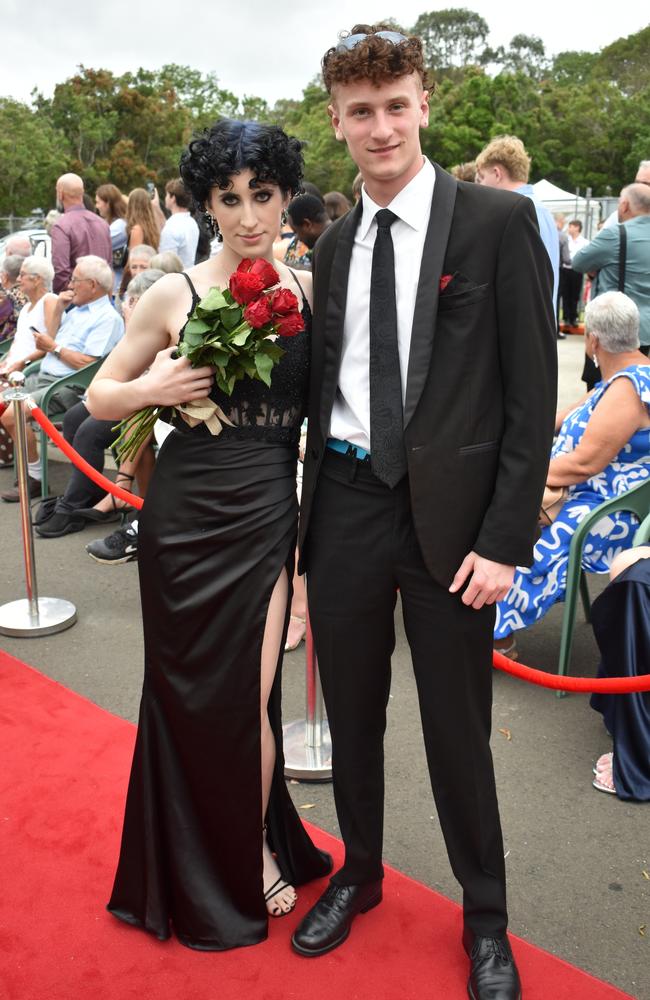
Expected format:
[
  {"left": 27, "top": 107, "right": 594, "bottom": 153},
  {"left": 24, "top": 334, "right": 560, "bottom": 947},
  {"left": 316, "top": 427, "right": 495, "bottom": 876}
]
[{"left": 369, "top": 209, "right": 407, "bottom": 488}]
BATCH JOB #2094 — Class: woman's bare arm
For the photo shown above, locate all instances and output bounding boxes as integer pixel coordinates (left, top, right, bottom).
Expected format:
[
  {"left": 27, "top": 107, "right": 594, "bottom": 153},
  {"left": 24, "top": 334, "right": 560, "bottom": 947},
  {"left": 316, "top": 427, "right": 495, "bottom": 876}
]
[
  {"left": 546, "top": 376, "right": 648, "bottom": 486},
  {"left": 86, "top": 274, "right": 213, "bottom": 420}
]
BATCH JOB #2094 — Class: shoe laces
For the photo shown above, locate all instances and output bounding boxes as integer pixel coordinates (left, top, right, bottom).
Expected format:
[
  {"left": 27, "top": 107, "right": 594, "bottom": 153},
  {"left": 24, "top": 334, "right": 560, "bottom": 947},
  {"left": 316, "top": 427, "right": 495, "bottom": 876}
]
[
  {"left": 106, "top": 525, "right": 137, "bottom": 550},
  {"left": 472, "top": 936, "right": 510, "bottom": 964}
]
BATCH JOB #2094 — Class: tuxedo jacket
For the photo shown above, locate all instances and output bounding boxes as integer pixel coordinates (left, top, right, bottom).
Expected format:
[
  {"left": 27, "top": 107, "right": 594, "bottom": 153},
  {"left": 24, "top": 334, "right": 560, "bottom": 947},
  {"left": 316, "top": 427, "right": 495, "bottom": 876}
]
[{"left": 299, "top": 164, "right": 558, "bottom": 588}]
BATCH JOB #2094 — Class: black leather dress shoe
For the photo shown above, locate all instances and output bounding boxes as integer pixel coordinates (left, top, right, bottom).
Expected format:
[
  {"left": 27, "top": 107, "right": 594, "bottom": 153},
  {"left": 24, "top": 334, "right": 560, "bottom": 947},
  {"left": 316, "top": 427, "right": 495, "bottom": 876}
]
[
  {"left": 291, "top": 880, "right": 382, "bottom": 957},
  {"left": 463, "top": 928, "right": 521, "bottom": 1000}
]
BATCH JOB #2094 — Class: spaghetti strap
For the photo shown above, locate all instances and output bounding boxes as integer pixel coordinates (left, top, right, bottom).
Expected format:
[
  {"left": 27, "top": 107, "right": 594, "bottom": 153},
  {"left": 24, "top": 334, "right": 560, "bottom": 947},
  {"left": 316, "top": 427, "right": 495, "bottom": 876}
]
[
  {"left": 180, "top": 271, "right": 200, "bottom": 313},
  {"left": 286, "top": 267, "right": 308, "bottom": 306}
]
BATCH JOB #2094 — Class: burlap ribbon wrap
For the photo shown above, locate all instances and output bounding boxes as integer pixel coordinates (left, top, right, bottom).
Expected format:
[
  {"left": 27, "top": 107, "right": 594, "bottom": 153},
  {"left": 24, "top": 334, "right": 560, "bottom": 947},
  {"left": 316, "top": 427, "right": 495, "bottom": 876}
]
[{"left": 175, "top": 399, "right": 234, "bottom": 435}]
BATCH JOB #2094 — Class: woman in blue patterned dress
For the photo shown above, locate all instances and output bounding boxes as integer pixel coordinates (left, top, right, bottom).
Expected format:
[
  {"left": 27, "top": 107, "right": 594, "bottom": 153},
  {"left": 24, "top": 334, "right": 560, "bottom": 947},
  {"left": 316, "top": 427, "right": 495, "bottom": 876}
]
[{"left": 495, "top": 292, "right": 650, "bottom": 658}]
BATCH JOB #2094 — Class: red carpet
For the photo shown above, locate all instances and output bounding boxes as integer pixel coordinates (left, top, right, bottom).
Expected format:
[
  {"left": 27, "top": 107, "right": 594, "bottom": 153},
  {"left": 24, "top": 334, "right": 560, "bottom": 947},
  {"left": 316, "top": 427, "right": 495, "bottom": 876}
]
[{"left": 0, "top": 651, "right": 635, "bottom": 1000}]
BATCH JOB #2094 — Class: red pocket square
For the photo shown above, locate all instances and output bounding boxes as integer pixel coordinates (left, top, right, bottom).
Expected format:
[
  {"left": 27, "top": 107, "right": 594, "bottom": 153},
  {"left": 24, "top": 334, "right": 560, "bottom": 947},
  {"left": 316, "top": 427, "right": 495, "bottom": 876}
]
[{"left": 439, "top": 274, "right": 453, "bottom": 291}]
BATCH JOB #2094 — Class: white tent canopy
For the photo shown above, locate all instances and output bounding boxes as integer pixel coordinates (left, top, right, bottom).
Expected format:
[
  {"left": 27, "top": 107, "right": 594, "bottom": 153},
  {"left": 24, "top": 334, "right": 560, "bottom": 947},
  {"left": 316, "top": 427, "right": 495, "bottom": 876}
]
[{"left": 532, "top": 179, "right": 600, "bottom": 236}]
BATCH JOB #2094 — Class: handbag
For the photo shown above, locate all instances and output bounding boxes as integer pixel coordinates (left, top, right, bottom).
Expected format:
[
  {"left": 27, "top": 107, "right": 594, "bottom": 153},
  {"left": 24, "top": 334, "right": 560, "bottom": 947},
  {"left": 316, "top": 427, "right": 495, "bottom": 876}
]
[
  {"left": 112, "top": 243, "right": 128, "bottom": 270},
  {"left": 539, "top": 485, "right": 568, "bottom": 526}
]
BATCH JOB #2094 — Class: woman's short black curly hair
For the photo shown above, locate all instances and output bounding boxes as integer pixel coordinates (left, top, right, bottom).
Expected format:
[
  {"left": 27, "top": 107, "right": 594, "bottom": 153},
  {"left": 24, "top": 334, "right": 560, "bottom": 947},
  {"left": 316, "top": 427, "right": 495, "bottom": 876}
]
[{"left": 180, "top": 119, "right": 304, "bottom": 209}]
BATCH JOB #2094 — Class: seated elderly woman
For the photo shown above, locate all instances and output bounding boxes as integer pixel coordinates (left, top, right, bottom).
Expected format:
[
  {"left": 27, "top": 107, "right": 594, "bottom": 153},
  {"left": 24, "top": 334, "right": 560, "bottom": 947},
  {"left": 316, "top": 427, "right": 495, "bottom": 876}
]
[
  {"left": 495, "top": 291, "right": 650, "bottom": 658},
  {"left": 35, "top": 268, "right": 165, "bottom": 537},
  {"left": 0, "top": 256, "right": 57, "bottom": 377},
  {"left": 0, "top": 254, "right": 27, "bottom": 342}
]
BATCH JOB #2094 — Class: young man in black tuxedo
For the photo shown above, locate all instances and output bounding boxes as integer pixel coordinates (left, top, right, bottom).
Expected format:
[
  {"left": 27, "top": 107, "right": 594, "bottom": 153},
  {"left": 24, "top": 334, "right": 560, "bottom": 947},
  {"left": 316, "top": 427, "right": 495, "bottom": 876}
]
[{"left": 292, "top": 26, "right": 557, "bottom": 1000}]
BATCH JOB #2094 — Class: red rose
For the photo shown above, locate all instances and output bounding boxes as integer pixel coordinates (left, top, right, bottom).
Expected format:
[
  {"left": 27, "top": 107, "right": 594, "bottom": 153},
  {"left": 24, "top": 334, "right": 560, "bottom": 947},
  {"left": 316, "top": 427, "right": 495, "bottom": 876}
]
[
  {"left": 269, "top": 287, "right": 299, "bottom": 316},
  {"left": 229, "top": 270, "right": 265, "bottom": 305},
  {"left": 439, "top": 274, "right": 453, "bottom": 291},
  {"left": 237, "top": 257, "right": 279, "bottom": 289},
  {"left": 244, "top": 295, "right": 273, "bottom": 329},
  {"left": 275, "top": 312, "right": 305, "bottom": 338}
]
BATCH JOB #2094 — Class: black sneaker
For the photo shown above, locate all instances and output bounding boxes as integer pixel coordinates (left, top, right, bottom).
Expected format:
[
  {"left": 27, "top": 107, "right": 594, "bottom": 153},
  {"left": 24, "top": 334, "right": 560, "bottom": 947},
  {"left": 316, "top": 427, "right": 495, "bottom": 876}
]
[{"left": 86, "top": 522, "right": 138, "bottom": 564}]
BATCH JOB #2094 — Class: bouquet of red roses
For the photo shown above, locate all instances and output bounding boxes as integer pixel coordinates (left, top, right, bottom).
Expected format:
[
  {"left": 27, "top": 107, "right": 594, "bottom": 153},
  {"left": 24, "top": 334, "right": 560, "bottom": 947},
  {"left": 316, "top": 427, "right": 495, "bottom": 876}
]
[{"left": 113, "top": 258, "right": 304, "bottom": 461}]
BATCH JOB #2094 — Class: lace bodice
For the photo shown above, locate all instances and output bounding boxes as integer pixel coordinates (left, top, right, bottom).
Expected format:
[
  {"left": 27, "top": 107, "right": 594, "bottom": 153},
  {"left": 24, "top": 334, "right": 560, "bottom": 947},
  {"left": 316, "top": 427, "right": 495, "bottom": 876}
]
[{"left": 174, "top": 271, "right": 310, "bottom": 446}]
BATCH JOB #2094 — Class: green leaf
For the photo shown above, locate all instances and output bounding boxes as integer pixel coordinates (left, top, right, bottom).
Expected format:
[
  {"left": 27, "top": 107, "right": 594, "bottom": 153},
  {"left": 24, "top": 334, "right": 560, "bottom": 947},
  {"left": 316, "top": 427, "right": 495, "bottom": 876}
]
[
  {"left": 184, "top": 318, "right": 211, "bottom": 335},
  {"left": 231, "top": 328, "right": 252, "bottom": 346},
  {"left": 254, "top": 351, "right": 274, "bottom": 386},
  {"left": 220, "top": 306, "right": 242, "bottom": 331},
  {"left": 198, "top": 287, "right": 228, "bottom": 312},
  {"left": 257, "top": 340, "right": 285, "bottom": 362}
]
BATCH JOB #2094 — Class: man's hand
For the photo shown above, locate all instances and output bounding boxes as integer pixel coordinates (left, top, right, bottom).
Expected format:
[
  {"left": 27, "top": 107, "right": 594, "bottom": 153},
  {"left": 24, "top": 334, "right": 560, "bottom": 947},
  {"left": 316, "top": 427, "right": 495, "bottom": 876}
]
[
  {"left": 449, "top": 551, "right": 515, "bottom": 609},
  {"left": 57, "top": 289, "right": 75, "bottom": 309},
  {"left": 33, "top": 331, "right": 57, "bottom": 353}
]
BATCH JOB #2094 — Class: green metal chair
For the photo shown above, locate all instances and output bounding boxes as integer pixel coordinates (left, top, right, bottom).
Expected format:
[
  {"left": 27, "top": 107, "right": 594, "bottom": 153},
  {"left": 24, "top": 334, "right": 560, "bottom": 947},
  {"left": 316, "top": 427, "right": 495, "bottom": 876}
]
[
  {"left": 557, "top": 477, "right": 650, "bottom": 685},
  {"left": 36, "top": 359, "right": 104, "bottom": 496},
  {"left": 633, "top": 510, "right": 650, "bottom": 545},
  {"left": 0, "top": 336, "right": 14, "bottom": 359}
]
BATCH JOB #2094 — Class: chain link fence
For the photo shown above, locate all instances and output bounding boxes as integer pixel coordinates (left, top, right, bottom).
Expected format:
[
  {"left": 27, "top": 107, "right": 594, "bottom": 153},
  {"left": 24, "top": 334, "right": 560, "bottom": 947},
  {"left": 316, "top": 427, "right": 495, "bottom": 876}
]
[{"left": 0, "top": 215, "right": 46, "bottom": 238}]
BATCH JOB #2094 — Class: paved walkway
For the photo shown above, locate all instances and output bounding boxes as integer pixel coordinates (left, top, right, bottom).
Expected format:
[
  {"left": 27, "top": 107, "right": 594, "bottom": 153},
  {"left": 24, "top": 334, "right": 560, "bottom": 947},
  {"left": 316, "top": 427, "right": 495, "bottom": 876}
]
[{"left": 1, "top": 335, "right": 647, "bottom": 998}]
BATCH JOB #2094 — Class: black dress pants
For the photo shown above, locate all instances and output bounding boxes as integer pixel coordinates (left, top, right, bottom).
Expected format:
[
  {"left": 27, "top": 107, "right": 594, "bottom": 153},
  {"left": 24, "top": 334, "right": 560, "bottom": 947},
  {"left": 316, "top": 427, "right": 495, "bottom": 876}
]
[
  {"left": 306, "top": 448, "right": 508, "bottom": 936},
  {"left": 57, "top": 402, "right": 118, "bottom": 512}
]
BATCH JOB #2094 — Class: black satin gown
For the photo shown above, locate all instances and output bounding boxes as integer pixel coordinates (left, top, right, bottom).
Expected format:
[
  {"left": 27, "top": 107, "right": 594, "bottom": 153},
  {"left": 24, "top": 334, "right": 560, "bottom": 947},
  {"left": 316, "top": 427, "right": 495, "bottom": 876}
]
[
  {"left": 108, "top": 273, "right": 331, "bottom": 949},
  {"left": 590, "top": 558, "right": 650, "bottom": 802}
]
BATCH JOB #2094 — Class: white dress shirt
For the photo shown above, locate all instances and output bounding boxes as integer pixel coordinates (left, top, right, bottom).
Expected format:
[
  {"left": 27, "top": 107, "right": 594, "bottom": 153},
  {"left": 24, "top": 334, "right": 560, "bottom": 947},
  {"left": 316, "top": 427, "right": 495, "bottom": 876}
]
[{"left": 329, "top": 157, "right": 435, "bottom": 451}]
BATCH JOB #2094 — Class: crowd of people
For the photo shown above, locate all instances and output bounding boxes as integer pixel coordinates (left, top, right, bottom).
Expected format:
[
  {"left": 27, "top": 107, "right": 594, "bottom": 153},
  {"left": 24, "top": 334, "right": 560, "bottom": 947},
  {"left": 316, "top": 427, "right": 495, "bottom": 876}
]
[{"left": 0, "top": 23, "right": 649, "bottom": 999}]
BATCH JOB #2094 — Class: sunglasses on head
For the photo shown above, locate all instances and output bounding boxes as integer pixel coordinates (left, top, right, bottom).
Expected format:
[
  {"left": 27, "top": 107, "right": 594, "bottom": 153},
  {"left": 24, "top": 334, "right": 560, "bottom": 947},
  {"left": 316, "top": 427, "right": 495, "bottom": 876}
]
[{"left": 336, "top": 30, "right": 408, "bottom": 52}]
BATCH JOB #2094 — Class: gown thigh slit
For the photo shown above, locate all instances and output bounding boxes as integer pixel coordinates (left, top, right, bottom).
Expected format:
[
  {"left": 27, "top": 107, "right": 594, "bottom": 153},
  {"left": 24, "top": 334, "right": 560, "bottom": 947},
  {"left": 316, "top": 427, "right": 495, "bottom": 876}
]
[{"left": 107, "top": 282, "right": 330, "bottom": 951}]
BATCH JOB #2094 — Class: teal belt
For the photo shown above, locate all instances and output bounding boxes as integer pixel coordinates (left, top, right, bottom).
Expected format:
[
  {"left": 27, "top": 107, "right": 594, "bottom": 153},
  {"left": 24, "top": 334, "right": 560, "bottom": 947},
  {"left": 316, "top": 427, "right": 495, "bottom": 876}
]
[{"left": 326, "top": 437, "right": 371, "bottom": 461}]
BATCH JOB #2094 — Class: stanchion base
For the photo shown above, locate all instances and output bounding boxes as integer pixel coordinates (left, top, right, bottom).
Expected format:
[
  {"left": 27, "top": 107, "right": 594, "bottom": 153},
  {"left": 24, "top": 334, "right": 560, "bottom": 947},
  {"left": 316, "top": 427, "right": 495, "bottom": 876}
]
[
  {"left": 0, "top": 597, "right": 77, "bottom": 637},
  {"left": 282, "top": 719, "right": 332, "bottom": 782}
]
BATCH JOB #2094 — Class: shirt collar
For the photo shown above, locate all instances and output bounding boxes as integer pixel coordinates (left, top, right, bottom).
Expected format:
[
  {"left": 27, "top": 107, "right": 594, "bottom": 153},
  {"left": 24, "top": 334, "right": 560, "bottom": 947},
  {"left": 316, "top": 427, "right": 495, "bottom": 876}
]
[
  {"left": 64, "top": 203, "right": 86, "bottom": 213},
  {"left": 359, "top": 157, "right": 435, "bottom": 240},
  {"left": 69, "top": 294, "right": 110, "bottom": 315}
]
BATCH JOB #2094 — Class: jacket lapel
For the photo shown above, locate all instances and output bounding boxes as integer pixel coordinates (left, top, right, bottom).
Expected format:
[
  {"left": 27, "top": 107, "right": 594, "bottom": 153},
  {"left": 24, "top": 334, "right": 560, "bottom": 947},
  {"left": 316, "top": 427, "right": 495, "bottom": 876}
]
[
  {"left": 318, "top": 200, "right": 362, "bottom": 441},
  {"left": 403, "top": 164, "right": 457, "bottom": 429}
]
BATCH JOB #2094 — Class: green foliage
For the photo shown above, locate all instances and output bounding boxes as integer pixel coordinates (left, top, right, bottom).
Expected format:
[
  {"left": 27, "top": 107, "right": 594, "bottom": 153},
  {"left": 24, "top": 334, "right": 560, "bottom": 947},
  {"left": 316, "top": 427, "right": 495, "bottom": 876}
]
[
  {"left": 412, "top": 8, "right": 490, "bottom": 72},
  {"left": 0, "top": 99, "right": 69, "bottom": 214},
  {"left": 3, "top": 17, "right": 650, "bottom": 214}
]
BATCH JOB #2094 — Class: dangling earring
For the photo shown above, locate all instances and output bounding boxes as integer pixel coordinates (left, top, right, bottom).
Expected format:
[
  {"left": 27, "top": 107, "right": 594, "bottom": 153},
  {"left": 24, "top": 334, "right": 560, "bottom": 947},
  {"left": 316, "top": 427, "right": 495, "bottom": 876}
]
[
  {"left": 592, "top": 353, "right": 599, "bottom": 366},
  {"left": 204, "top": 210, "right": 221, "bottom": 241},
  {"left": 281, "top": 209, "right": 288, "bottom": 226}
]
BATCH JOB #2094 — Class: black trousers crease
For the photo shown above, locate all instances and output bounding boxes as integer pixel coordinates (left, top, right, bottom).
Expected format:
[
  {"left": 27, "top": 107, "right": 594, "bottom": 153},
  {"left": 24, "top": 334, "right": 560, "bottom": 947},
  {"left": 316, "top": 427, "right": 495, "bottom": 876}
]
[{"left": 305, "top": 448, "right": 508, "bottom": 936}]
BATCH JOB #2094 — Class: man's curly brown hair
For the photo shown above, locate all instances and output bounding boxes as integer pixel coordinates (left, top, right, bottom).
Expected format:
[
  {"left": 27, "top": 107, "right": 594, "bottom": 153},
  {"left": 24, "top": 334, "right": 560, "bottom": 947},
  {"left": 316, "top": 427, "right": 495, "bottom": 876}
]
[{"left": 322, "top": 24, "right": 431, "bottom": 94}]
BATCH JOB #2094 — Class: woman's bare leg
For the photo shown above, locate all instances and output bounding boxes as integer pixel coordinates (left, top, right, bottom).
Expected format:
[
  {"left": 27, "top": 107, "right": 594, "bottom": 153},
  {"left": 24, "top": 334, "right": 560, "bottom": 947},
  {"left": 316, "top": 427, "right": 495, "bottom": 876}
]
[{"left": 259, "top": 568, "right": 297, "bottom": 915}]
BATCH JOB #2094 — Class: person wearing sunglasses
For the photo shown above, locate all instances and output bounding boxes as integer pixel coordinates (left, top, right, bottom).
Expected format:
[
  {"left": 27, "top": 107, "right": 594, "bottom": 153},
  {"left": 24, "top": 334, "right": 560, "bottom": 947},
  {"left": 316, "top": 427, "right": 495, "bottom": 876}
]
[{"left": 294, "top": 24, "right": 557, "bottom": 1000}]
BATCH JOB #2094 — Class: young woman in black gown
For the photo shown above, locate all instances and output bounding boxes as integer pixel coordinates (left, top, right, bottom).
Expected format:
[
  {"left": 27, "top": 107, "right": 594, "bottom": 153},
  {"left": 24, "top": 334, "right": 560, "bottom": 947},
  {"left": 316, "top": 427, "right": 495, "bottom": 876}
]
[{"left": 87, "top": 121, "right": 331, "bottom": 949}]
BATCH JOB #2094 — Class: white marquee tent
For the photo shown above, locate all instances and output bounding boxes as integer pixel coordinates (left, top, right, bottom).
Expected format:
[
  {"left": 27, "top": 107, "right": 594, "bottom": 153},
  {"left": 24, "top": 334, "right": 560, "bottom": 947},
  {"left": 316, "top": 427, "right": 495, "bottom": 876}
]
[{"left": 532, "top": 179, "right": 601, "bottom": 236}]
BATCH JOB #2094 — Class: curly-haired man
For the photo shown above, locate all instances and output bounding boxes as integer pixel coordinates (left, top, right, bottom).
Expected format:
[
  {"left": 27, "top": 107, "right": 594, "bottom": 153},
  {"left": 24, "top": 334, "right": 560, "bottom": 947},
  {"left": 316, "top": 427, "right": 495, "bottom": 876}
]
[{"left": 295, "top": 25, "right": 558, "bottom": 1000}]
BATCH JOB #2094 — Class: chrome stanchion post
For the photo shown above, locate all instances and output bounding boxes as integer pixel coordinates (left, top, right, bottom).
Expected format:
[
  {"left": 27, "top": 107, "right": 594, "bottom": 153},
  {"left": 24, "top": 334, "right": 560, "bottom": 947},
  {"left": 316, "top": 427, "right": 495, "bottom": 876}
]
[
  {"left": 283, "top": 610, "right": 332, "bottom": 782},
  {"left": 0, "top": 372, "right": 77, "bottom": 637}
]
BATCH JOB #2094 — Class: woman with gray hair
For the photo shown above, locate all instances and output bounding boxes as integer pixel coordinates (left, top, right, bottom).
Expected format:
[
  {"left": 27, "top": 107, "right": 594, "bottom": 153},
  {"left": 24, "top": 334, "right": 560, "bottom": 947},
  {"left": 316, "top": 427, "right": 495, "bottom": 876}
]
[
  {"left": 0, "top": 256, "right": 57, "bottom": 464},
  {"left": 494, "top": 291, "right": 650, "bottom": 658},
  {"left": 0, "top": 256, "right": 57, "bottom": 376},
  {"left": 0, "top": 254, "right": 29, "bottom": 342}
]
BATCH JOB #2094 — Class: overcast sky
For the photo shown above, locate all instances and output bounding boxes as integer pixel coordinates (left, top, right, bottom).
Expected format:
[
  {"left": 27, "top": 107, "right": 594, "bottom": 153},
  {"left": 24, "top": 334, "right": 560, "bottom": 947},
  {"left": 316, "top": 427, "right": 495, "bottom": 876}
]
[{"left": 4, "top": 2, "right": 648, "bottom": 107}]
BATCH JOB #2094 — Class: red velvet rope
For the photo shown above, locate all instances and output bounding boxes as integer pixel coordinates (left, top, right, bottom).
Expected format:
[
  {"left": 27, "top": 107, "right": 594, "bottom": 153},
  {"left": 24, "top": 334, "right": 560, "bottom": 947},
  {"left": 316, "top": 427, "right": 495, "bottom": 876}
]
[
  {"left": 493, "top": 651, "right": 650, "bottom": 693},
  {"left": 30, "top": 402, "right": 650, "bottom": 694},
  {"left": 31, "top": 405, "right": 144, "bottom": 510}
]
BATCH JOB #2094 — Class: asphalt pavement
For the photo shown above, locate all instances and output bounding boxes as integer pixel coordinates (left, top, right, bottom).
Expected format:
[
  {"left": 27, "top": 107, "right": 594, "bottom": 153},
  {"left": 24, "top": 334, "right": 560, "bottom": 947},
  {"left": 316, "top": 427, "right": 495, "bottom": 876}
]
[{"left": 0, "top": 335, "right": 647, "bottom": 998}]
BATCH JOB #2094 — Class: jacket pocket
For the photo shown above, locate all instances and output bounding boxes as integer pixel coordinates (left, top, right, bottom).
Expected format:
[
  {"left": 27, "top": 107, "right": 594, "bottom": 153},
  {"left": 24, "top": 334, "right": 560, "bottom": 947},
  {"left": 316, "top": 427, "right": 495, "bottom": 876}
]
[
  {"left": 459, "top": 439, "right": 499, "bottom": 455},
  {"left": 438, "top": 283, "right": 489, "bottom": 312}
]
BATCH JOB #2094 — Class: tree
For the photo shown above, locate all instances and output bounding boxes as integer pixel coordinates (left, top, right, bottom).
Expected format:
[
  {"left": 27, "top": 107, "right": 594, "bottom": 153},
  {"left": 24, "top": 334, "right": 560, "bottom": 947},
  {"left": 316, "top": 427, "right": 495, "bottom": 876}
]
[
  {"left": 495, "top": 34, "right": 548, "bottom": 79},
  {"left": 411, "top": 8, "right": 491, "bottom": 72},
  {"left": 0, "top": 99, "right": 69, "bottom": 215},
  {"left": 594, "top": 26, "right": 650, "bottom": 96}
]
